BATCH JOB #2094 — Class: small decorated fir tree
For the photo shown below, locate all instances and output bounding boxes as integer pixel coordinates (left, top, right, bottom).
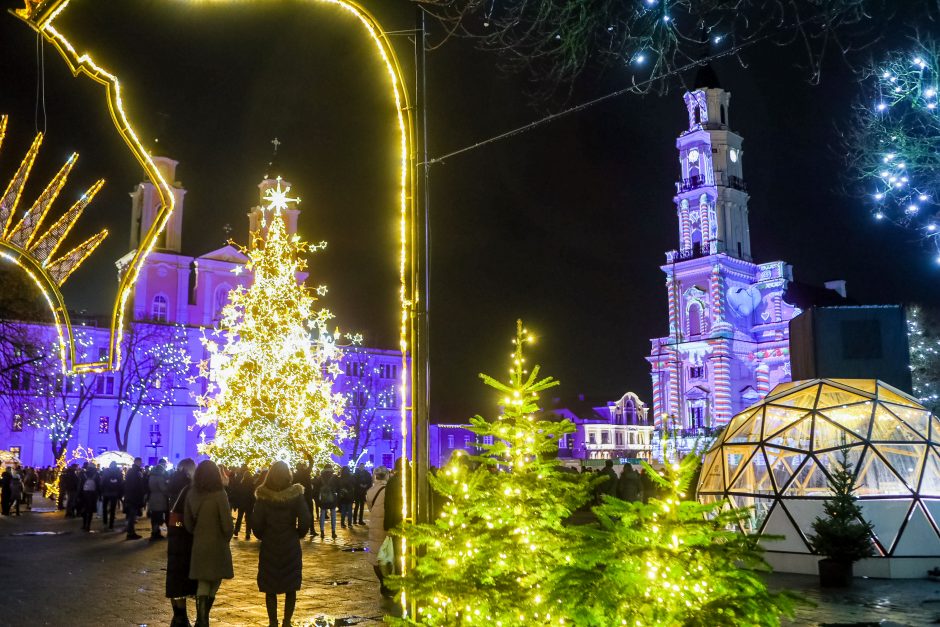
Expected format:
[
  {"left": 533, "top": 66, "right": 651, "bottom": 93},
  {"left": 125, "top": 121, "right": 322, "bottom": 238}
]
[
  {"left": 392, "top": 320, "right": 589, "bottom": 626},
  {"left": 195, "top": 179, "right": 347, "bottom": 472},
  {"left": 809, "top": 448, "right": 875, "bottom": 565},
  {"left": 551, "top": 454, "right": 796, "bottom": 626}
]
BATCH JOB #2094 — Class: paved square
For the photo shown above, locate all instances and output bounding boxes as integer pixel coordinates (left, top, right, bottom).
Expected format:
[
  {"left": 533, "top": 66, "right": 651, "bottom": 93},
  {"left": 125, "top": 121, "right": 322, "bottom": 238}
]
[{"left": 0, "top": 496, "right": 396, "bottom": 626}]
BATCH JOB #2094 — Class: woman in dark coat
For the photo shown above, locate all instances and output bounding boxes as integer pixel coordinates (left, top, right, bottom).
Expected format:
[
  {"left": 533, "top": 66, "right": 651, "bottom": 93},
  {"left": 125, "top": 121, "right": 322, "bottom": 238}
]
[
  {"left": 184, "top": 459, "right": 234, "bottom": 627},
  {"left": 252, "top": 461, "right": 311, "bottom": 627},
  {"left": 166, "top": 458, "right": 197, "bottom": 627}
]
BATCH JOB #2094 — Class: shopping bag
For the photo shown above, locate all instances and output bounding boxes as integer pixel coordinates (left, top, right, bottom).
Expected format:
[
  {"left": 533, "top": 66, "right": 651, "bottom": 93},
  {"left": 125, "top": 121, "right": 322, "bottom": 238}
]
[{"left": 377, "top": 535, "right": 395, "bottom": 575}]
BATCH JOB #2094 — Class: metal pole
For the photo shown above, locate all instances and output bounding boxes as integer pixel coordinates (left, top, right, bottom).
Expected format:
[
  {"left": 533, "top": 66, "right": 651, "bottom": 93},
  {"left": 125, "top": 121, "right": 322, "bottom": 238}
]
[{"left": 412, "top": 6, "right": 431, "bottom": 526}]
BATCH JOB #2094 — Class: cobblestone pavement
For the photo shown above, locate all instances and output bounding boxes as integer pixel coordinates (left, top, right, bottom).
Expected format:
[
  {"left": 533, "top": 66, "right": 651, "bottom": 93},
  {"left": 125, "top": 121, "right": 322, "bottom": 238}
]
[
  {"left": 4, "top": 497, "right": 940, "bottom": 626},
  {"left": 0, "top": 497, "right": 396, "bottom": 626}
]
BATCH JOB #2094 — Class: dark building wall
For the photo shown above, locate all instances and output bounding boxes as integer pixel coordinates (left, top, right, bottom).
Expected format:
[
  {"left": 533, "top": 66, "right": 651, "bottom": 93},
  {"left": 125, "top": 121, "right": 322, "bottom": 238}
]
[{"left": 789, "top": 306, "right": 912, "bottom": 393}]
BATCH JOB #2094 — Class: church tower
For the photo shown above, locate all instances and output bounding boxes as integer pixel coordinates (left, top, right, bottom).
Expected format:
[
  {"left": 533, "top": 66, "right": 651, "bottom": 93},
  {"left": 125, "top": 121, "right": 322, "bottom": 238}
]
[{"left": 647, "top": 68, "right": 800, "bottom": 433}]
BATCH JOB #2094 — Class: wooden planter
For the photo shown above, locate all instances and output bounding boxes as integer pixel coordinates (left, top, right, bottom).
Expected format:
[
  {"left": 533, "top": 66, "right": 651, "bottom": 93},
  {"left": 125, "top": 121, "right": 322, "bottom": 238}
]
[{"left": 818, "top": 558, "right": 853, "bottom": 587}]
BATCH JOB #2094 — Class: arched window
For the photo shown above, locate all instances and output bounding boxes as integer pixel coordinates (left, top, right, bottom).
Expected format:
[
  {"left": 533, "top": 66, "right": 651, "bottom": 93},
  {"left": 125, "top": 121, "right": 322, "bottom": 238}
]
[
  {"left": 688, "top": 302, "right": 703, "bottom": 336},
  {"left": 720, "top": 104, "right": 726, "bottom": 125},
  {"left": 213, "top": 284, "right": 231, "bottom": 320},
  {"left": 151, "top": 294, "right": 169, "bottom": 322}
]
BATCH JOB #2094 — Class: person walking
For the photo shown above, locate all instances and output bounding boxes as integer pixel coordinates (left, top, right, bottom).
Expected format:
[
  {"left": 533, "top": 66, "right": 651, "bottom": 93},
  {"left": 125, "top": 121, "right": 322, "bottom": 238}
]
[
  {"left": 365, "top": 466, "right": 392, "bottom": 597},
  {"left": 100, "top": 461, "right": 124, "bottom": 530},
  {"left": 184, "top": 459, "right": 234, "bottom": 627},
  {"left": 252, "top": 461, "right": 311, "bottom": 627},
  {"left": 317, "top": 466, "right": 338, "bottom": 539},
  {"left": 78, "top": 463, "right": 100, "bottom": 531},
  {"left": 617, "top": 464, "right": 641, "bottom": 502},
  {"left": 149, "top": 459, "right": 171, "bottom": 540},
  {"left": 62, "top": 464, "right": 79, "bottom": 517},
  {"left": 124, "top": 457, "right": 147, "bottom": 540},
  {"left": 293, "top": 462, "right": 315, "bottom": 538},
  {"left": 338, "top": 466, "right": 355, "bottom": 528},
  {"left": 309, "top": 470, "right": 323, "bottom": 537},
  {"left": 1, "top": 467, "right": 13, "bottom": 516},
  {"left": 166, "top": 458, "right": 197, "bottom": 627},
  {"left": 353, "top": 466, "right": 372, "bottom": 525},
  {"left": 22, "top": 467, "right": 37, "bottom": 511}
]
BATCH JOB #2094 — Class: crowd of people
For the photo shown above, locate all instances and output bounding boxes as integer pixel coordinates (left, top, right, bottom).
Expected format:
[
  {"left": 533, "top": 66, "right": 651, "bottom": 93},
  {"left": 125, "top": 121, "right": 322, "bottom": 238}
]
[{"left": 1, "top": 455, "right": 403, "bottom": 626}]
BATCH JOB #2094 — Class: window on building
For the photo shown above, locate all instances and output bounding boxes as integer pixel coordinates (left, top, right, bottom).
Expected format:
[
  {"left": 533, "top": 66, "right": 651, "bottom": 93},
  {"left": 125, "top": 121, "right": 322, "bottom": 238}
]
[
  {"left": 12, "top": 415, "right": 23, "bottom": 432},
  {"left": 382, "top": 426, "right": 393, "bottom": 440},
  {"left": 601, "top": 431, "right": 610, "bottom": 445},
  {"left": 65, "top": 376, "right": 74, "bottom": 394},
  {"left": 447, "top": 434, "right": 454, "bottom": 449},
  {"left": 214, "top": 285, "right": 230, "bottom": 319},
  {"left": 688, "top": 302, "right": 703, "bottom": 336},
  {"left": 382, "top": 453, "right": 393, "bottom": 468},
  {"left": 689, "top": 366, "right": 705, "bottom": 379},
  {"left": 151, "top": 294, "right": 169, "bottom": 322},
  {"left": 464, "top": 436, "right": 473, "bottom": 450},
  {"left": 10, "top": 370, "right": 30, "bottom": 391},
  {"left": 588, "top": 432, "right": 596, "bottom": 445},
  {"left": 558, "top": 434, "right": 568, "bottom": 449},
  {"left": 690, "top": 406, "right": 705, "bottom": 429},
  {"left": 98, "top": 416, "right": 110, "bottom": 434},
  {"left": 483, "top": 435, "right": 494, "bottom": 446},
  {"left": 615, "top": 431, "right": 623, "bottom": 446},
  {"left": 96, "top": 375, "right": 115, "bottom": 395}
]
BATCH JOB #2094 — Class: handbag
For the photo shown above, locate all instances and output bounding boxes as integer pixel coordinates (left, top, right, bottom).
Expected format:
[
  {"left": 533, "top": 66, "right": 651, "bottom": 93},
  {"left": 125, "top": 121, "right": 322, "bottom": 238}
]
[
  {"left": 377, "top": 535, "right": 395, "bottom": 575},
  {"left": 169, "top": 510, "right": 184, "bottom": 528}
]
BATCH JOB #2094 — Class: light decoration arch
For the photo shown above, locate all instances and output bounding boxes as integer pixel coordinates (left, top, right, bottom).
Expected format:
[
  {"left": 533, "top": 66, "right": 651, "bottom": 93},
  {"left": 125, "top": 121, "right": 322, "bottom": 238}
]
[{"left": 13, "top": 0, "right": 416, "bottom": 588}]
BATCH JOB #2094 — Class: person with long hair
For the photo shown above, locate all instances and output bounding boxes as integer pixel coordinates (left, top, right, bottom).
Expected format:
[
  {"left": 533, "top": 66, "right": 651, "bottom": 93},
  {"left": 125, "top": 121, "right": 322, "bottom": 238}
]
[
  {"left": 184, "top": 460, "right": 234, "bottom": 626},
  {"left": 252, "top": 461, "right": 311, "bottom": 627},
  {"left": 166, "top": 458, "right": 198, "bottom": 627}
]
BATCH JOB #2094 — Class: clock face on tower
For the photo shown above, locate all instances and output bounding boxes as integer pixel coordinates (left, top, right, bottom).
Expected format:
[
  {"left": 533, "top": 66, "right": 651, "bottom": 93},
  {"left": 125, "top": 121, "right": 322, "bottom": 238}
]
[
  {"left": 688, "top": 148, "right": 700, "bottom": 163},
  {"left": 729, "top": 148, "right": 739, "bottom": 163}
]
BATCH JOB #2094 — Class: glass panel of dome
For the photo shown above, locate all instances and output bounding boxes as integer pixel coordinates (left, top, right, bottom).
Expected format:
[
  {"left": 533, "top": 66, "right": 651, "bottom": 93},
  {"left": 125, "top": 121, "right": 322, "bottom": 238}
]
[
  {"left": 771, "top": 385, "right": 819, "bottom": 410},
  {"left": 884, "top": 403, "right": 931, "bottom": 439},
  {"left": 816, "top": 384, "right": 869, "bottom": 409},
  {"left": 833, "top": 379, "right": 878, "bottom": 394},
  {"left": 723, "top": 446, "right": 758, "bottom": 487},
  {"left": 726, "top": 494, "right": 774, "bottom": 532},
  {"left": 727, "top": 414, "right": 762, "bottom": 444},
  {"left": 762, "top": 406, "right": 811, "bottom": 439},
  {"left": 854, "top": 449, "right": 912, "bottom": 496},
  {"left": 729, "top": 449, "right": 774, "bottom": 495},
  {"left": 764, "top": 380, "right": 803, "bottom": 400},
  {"left": 932, "top": 416, "right": 940, "bottom": 440},
  {"left": 812, "top": 414, "right": 864, "bottom": 452},
  {"left": 766, "top": 417, "right": 812, "bottom": 451},
  {"left": 875, "top": 444, "right": 927, "bottom": 491},
  {"left": 921, "top": 449, "right": 940, "bottom": 496},
  {"left": 877, "top": 384, "right": 918, "bottom": 406},
  {"left": 698, "top": 454, "right": 724, "bottom": 493},
  {"left": 725, "top": 408, "right": 759, "bottom": 439},
  {"left": 783, "top": 457, "right": 831, "bottom": 497},
  {"left": 817, "top": 403, "right": 872, "bottom": 439},
  {"left": 870, "top": 406, "right": 923, "bottom": 443},
  {"left": 781, "top": 499, "right": 827, "bottom": 545},
  {"left": 763, "top": 446, "right": 805, "bottom": 491}
]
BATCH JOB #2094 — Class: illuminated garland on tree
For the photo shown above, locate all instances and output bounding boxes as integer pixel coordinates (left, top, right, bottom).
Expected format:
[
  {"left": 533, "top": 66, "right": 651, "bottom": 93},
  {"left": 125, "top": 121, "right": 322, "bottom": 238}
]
[
  {"left": 392, "top": 320, "right": 590, "bottom": 626},
  {"left": 849, "top": 38, "right": 940, "bottom": 263},
  {"left": 552, "top": 455, "right": 796, "bottom": 625},
  {"left": 195, "top": 179, "right": 347, "bottom": 472},
  {"left": 908, "top": 305, "right": 940, "bottom": 416}
]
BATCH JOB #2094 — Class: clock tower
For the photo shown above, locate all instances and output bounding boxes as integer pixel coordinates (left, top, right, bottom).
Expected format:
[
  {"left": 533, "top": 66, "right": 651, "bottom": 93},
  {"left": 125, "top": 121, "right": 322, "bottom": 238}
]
[{"left": 647, "top": 67, "right": 800, "bottom": 432}]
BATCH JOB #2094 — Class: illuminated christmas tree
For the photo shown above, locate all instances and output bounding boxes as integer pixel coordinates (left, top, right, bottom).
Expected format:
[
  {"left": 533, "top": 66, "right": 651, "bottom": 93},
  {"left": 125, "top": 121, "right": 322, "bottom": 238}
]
[
  {"left": 196, "top": 178, "right": 347, "bottom": 472},
  {"left": 908, "top": 304, "right": 940, "bottom": 416},
  {"left": 393, "top": 320, "right": 589, "bottom": 626},
  {"left": 551, "top": 455, "right": 796, "bottom": 626}
]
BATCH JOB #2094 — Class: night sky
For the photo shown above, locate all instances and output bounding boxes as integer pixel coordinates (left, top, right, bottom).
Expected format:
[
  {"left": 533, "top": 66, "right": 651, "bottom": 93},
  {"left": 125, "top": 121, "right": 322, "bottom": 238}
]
[{"left": 0, "top": 1, "right": 937, "bottom": 421}]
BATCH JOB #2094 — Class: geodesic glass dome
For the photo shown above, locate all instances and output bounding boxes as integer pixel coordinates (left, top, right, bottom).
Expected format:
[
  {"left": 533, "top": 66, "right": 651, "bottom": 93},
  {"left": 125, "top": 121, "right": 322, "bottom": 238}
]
[{"left": 698, "top": 379, "right": 940, "bottom": 558}]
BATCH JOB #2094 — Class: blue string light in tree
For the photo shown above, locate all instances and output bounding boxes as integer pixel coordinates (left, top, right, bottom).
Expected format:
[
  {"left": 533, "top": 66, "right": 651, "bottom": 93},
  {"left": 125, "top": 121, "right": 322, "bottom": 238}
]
[{"left": 857, "top": 39, "right": 940, "bottom": 263}]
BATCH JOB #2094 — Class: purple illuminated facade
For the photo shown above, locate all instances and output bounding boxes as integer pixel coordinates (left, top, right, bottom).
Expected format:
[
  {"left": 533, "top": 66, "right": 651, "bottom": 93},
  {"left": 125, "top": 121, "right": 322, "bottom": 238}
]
[
  {"left": 646, "top": 74, "right": 801, "bottom": 434},
  {"left": 0, "top": 158, "right": 407, "bottom": 469}
]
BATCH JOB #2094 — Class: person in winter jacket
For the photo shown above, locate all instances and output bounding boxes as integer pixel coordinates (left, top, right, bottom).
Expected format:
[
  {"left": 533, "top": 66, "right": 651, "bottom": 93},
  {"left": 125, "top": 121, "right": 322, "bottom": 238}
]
[
  {"left": 100, "top": 461, "right": 124, "bottom": 530},
  {"left": 293, "top": 462, "right": 315, "bottom": 537},
  {"left": 77, "top": 463, "right": 100, "bottom": 531},
  {"left": 60, "top": 464, "right": 79, "bottom": 516},
  {"left": 0, "top": 467, "right": 13, "bottom": 515},
  {"left": 353, "top": 466, "right": 373, "bottom": 525},
  {"left": 317, "top": 466, "right": 339, "bottom": 539},
  {"left": 617, "top": 465, "right": 642, "bottom": 502},
  {"left": 184, "top": 459, "right": 234, "bottom": 627},
  {"left": 22, "top": 467, "right": 37, "bottom": 510},
  {"left": 148, "top": 459, "right": 171, "bottom": 540},
  {"left": 166, "top": 458, "right": 197, "bottom": 627},
  {"left": 365, "top": 466, "right": 392, "bottom": 597},
  {"left": 124, "top": 457, "right": 147, "bottom": 540},
  {"left": 337, "top": 466, "right": 355, "bottom": 528},
  {"left": 252, "top": 461, "right": 311, "bottom": 627}
]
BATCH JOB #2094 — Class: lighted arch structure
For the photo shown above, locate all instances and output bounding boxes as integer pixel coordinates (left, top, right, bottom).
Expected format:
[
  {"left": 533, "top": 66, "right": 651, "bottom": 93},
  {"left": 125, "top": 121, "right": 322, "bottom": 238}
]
[{"left": 13, "top": 0, "right": 418, "bottom": 583}]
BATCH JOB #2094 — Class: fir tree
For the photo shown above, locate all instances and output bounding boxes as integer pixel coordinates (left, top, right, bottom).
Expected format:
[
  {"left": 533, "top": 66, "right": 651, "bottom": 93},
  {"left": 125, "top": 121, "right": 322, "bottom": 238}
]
[
  {"left": 908, "top": 305, "right": 940, "bottom": 417},
  {"left": 195, "top": 179, "right": 347, "bottom": 472},
  {"left": 551, "top": 454, "right": 796, "bottom": 627},
  {"left": 392, "top": 320, "right": 590, "bottom": 626},
  {"left": 809, "top": 448, "right": 875, "bottom": 564}
]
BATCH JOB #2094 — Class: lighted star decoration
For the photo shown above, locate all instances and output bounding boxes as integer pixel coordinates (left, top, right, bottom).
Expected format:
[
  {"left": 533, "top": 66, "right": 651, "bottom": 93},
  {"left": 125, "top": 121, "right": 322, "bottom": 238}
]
[{"left": 263, "top": 176, "right": 301, "bottom": 213}]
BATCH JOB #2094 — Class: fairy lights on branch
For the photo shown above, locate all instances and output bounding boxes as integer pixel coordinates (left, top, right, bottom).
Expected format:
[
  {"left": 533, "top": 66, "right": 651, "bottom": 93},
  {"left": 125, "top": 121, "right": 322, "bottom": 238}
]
[{"left": 848, "top": 38, "right": 940, "bottom": 264}]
